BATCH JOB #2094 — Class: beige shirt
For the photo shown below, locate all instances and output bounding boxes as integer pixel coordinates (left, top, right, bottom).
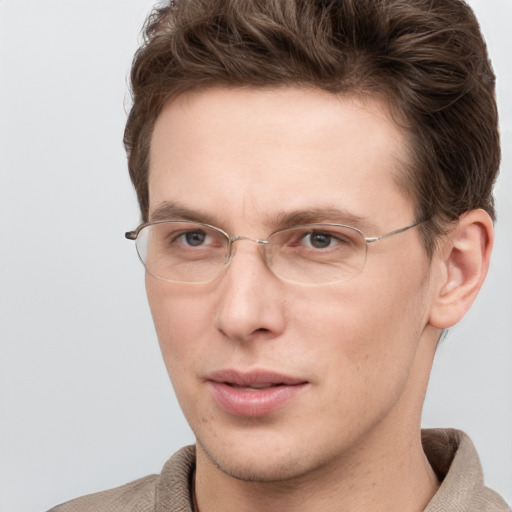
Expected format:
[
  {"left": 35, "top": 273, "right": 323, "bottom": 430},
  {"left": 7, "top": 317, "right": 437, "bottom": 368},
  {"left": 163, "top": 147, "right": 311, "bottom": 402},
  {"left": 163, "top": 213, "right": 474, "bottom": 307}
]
[{"left": 49, "top": 429, "right": 510, "bottom": 512}]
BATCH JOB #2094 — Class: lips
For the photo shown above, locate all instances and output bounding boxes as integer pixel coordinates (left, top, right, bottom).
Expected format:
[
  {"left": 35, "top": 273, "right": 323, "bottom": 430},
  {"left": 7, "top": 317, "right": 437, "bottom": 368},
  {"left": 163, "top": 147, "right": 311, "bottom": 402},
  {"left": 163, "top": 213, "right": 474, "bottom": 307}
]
[{"left": 206, "top": 370, "right": 308, "bottom": 417}]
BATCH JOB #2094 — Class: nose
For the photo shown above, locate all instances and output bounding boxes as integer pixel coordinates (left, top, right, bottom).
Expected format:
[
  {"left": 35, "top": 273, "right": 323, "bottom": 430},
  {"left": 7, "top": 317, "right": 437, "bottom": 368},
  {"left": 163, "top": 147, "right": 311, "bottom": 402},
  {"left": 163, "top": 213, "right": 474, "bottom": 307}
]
[{"left": 213, "top": 241, "right": 286, "bottom": 343}]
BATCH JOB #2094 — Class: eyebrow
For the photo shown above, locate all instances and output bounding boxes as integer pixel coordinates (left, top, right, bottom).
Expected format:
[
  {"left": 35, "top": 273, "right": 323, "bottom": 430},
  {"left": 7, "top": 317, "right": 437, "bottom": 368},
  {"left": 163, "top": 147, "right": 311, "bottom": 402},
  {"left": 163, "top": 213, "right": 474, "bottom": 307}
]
[
  {"left": 271, "top": 207, "right": 376, "bottom": 232},
  {"left": 150, "top": 202, "right": 219, "bottom": 224},
  {"left": 150, "top": 201, "right": 377, "bottom": 233}
]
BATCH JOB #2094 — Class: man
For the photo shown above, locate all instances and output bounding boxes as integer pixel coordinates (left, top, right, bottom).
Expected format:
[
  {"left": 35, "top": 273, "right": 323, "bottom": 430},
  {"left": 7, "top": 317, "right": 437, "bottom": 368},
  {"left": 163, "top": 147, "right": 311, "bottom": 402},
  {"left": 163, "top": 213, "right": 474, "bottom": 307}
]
[{"left": 50, "top": 0, "right": 509, "bottom": 510}]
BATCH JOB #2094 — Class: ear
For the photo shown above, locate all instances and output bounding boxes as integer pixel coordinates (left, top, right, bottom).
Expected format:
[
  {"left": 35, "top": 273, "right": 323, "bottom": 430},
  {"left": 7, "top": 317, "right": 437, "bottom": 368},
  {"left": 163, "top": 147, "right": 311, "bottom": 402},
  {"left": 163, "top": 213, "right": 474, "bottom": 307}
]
[{"left": 429, "top": 209, "right": 494, "bottom": 329}]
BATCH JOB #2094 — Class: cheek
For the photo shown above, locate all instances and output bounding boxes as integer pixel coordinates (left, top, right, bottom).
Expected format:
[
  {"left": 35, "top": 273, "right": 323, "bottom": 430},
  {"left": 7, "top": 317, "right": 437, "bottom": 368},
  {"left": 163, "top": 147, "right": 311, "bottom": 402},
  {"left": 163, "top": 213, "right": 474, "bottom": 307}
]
[
  {"left": 291, "top": 266, "right": 430, "bottom": 387},
  {"left": 146, "top": 279, "right": 211, "bottom": 376}
]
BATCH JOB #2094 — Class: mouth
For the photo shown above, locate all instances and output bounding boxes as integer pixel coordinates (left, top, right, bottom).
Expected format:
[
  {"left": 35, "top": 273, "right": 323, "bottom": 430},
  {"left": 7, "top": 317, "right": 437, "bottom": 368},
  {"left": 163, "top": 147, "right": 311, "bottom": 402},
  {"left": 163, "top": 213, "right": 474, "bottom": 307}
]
[
  {"left": 206, "top": 369, "right": 308, "bottom": 417},
  {"left": 227, "top": 383, "right": 285, "bottom": 391}
]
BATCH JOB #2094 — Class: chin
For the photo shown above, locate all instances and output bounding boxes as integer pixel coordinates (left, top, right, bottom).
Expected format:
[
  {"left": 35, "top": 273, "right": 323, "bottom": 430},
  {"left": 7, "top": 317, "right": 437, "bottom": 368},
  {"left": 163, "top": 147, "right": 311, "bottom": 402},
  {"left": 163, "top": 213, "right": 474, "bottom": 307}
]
[
  {"left": 199, "top": 441, "right": 310, "bottom": 482},
  {"left": 194, "top": 427, "right": 342, "bottom": 484}
]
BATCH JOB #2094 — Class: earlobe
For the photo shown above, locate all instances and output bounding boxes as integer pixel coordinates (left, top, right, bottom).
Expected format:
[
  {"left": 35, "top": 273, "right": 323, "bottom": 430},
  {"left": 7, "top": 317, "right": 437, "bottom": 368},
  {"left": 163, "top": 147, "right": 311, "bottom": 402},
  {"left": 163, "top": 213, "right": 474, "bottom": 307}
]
[{"left": 429, "top": 209, "right": 494, "bottom": 329}]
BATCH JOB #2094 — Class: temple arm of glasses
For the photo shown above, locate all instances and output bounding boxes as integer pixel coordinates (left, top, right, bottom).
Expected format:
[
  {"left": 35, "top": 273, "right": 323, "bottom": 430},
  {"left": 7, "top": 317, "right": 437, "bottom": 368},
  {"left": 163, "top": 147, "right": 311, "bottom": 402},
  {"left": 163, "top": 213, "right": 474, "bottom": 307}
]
[{"left": 364, "top": 219, "right": 427, "bottom": 244}]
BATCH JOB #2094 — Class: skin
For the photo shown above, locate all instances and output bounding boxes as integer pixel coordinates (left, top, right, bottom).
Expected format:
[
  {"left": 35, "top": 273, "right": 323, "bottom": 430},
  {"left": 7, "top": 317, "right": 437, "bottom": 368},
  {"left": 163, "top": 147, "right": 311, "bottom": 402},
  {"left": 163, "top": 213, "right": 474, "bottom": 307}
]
[{"left": 145, "top": 87, "right": 493, "bottom": 512}]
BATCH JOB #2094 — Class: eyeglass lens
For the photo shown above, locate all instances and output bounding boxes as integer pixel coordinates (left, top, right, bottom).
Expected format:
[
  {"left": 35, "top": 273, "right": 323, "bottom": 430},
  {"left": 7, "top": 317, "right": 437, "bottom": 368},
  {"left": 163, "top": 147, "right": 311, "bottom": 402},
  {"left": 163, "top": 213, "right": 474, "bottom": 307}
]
[{"left": 134, "top": 221, "right": 368, "bottom": 284}]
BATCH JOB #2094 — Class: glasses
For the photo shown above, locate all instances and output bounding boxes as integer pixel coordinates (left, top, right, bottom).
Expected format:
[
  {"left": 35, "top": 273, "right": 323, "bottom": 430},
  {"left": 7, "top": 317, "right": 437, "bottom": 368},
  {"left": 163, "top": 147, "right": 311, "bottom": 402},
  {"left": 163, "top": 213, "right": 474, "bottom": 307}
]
[{"left": 125, "top": 219, "right": 426, "bottom": 285}]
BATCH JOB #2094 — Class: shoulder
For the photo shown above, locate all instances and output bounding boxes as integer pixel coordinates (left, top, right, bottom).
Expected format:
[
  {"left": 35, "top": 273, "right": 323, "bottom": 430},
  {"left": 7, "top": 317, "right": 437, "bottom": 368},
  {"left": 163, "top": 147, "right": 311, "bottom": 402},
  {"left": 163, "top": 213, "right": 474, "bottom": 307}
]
[
  {"left": 47, "top": 445, "right": 196, "bottom": 512},
  {"left": 423, "top": 429, "right": 511, "bottom": 512},
  {"left": 48, "top": 474, "right": 159, "bottom": 512}
]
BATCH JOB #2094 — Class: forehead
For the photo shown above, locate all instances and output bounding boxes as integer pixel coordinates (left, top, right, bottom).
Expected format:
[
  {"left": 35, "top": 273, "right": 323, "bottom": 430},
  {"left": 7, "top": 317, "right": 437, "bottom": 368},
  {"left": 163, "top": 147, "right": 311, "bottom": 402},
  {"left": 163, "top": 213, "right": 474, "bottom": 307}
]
[{"left": 148, "top": 87, "right": 413, "bottom": 231}]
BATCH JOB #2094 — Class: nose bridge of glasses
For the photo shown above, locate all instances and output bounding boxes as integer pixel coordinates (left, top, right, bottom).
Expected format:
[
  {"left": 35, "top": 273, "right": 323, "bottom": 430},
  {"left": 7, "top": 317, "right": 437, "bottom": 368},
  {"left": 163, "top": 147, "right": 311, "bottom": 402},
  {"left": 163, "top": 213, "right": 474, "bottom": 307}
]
[
  {"left": 225, "top": 235, "right": 271, "bottom": 263},
  {"left": 230, "top": 235, "right": 271, "bottom": 245}
]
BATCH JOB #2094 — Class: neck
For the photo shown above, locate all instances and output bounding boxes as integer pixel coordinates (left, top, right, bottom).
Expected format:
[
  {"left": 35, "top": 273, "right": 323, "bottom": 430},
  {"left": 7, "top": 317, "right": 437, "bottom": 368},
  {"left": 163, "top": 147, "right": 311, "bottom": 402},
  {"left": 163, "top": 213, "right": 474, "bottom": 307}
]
[{"left": 194, "top": 427, "right": 439, "bottom": 512}]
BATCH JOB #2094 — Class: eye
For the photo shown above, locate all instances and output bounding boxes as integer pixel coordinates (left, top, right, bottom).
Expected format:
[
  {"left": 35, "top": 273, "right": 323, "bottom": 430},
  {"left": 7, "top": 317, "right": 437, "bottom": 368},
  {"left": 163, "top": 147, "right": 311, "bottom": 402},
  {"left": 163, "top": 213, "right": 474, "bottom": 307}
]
[
  {"left": 273, "top": 225, "right": 358, "bottom": 254},
  {"left": 300, "top": 230, "right": 352, "bottom": 250},
  {"left": 304, "top": 232, "right": 334, "bottom": 249},
  {"left": 180, "top": 230, "right": 208, "bottom": 247}
]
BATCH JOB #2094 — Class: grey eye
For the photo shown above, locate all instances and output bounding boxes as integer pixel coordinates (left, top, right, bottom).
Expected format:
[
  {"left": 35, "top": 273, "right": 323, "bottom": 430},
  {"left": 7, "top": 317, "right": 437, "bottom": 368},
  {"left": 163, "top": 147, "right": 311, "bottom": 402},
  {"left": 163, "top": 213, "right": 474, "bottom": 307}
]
[
  {"left": 307, "top": 232, "right": 332, "bottom": 249},
  {"left": 183, "top": 231, "right": 207, "bottom": 246}
]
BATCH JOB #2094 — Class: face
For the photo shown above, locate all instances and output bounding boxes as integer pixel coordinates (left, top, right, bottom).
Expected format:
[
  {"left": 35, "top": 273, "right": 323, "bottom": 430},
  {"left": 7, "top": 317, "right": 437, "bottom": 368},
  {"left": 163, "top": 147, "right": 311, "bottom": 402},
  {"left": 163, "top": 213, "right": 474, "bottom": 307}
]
[{"left": 147, "top": 87, "right": 440, "bottom": 482}]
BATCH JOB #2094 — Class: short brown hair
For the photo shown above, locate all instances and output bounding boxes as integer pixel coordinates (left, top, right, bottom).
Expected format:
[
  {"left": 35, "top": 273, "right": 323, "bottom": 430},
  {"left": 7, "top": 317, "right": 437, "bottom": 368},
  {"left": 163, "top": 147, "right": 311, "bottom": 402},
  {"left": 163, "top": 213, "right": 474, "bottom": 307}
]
[{"left": 124, "top": 0, "right": 500, "bottom": 254}]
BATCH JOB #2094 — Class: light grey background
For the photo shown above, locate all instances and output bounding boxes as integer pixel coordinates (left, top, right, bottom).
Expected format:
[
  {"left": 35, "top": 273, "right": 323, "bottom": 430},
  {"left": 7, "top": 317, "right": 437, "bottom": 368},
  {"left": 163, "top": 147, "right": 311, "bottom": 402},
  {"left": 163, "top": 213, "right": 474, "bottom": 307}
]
[{"left": 0, "top": 1, "right": 510, "bottom": 511}]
